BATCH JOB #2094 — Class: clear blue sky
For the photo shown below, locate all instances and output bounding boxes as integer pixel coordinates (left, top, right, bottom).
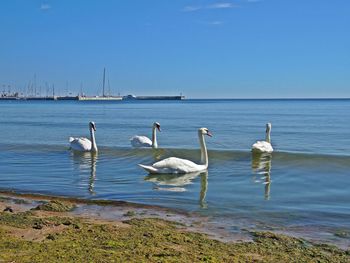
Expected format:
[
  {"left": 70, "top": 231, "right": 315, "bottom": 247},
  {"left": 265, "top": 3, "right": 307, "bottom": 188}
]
[{"left": 0, "top": 0, "right": 349, "bottom": 98}]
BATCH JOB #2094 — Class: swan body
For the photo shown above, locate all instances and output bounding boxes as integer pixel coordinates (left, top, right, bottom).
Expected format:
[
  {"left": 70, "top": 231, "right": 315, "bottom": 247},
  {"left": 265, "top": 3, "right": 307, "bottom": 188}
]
[
  {"left": 69, "top": 122, "right": 98, "bottom": 152},
  {"left": 139, "top": 128, "right": 212, "bottom": 174},
  {"left": 131, "top": 122, "right": 161, "bottom": 148},
  {"left": 139, "top": 157, "right": 207, "bottom": 174},
  {"left": 252, "top": 141, "right": 273, "bottom": 153},
  {"left": 69, "top": 137, "right": 92, "bottom": 151},
  {"left": 130, "top": 136, "right": 153, "bottom": 147},
  {"left": 252, "top": 123, "right": 273, "bottom": 153}
]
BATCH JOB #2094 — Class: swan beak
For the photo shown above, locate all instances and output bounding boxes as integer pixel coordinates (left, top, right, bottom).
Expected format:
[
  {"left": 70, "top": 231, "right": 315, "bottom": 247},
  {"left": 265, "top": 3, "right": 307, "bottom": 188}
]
[
  {"left": 207, "top": 131, "right": 213, "bottom": 137},
  {"left": 156, "top": 125, "right": 161, "bottom": 132}
]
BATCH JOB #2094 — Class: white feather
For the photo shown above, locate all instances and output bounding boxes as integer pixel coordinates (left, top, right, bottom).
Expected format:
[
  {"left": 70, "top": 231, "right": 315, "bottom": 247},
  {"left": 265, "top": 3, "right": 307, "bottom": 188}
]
[
  {"left": 252, "top": 141, "right": 274, "bottom": 153},
  {"left": 139, "top": 157, "right": 207, "bottom": 174},
  {"left": 130, "top": 136, "right": 153, "bottom": 147},
  {"left": 69, "top": 137, "right": 92, "bottom": 151}
]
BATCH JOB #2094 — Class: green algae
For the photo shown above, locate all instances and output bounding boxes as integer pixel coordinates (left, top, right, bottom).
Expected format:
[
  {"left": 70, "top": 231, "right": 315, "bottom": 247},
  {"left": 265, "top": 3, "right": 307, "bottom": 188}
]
[
  {"left": 123, "top": 210, "right": 136, "bottom": 217},
  {"left": 0, "top": 211, "right": 81, "bottom": 231},
  {"left": 32, "top": 200, "right": 75, "bottom": 212},
  {"left": 0, "top": 211, "right": 349, "bottom": 263},
  {"left": 0, "top": 211, "right": 40, "bottom": 228},
  {"left": 334, "top": 230, "right": 350, "bottom": 239}
]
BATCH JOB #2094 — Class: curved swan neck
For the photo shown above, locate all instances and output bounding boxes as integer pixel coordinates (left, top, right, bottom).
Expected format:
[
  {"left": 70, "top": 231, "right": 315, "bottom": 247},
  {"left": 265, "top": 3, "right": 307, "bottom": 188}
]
[
  {"left": 199, "top": 131, "right": 208, "bottom": 167},
  {"left": 265, "top": 128, "right": 271, "bottom": 143},
  {"left": 152, "top": 126, "right": 158, "bottom": 148},
  {"left": 90, "top": 127, "right": 98, "bottom": 152}
]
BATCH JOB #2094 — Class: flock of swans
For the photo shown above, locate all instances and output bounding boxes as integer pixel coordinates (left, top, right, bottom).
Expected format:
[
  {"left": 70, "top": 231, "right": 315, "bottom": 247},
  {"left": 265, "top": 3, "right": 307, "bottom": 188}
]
[{"left": 69, "top": 121, "right": 274, "bottom": 175}]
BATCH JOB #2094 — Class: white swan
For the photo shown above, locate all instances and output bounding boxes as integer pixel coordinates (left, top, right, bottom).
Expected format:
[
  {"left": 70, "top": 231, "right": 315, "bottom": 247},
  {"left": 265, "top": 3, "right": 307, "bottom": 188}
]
[
  {"left": 139, "top": 128, "right": 212, "bottom": 174},
  {"left": 252, "top": 123, "right": 273, "bottom": 153},
  {"left": 69, "top": 122, "right": 98, "bottom": 152},
  {"left": 130, "top": 122, "right": 161, "bottom": 148}
]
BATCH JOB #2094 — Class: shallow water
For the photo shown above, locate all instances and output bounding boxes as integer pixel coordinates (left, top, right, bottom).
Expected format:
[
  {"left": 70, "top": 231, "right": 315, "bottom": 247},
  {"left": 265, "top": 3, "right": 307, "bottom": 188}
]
[{"left": 1, "top": 99, "right": 350, "bottom": 246}]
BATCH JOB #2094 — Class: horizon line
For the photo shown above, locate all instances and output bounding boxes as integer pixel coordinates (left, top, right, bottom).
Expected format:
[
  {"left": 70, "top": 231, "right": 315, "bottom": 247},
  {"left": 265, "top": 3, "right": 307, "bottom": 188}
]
[{"left": 186, "top": 97, "right": 350, "bottom": 100}]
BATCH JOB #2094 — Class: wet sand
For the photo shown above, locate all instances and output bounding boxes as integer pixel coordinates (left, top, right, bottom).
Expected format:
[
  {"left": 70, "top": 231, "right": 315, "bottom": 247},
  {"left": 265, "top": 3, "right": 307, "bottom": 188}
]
[{"left": 0, "top": 191, "right": 251, "bottom": 243}]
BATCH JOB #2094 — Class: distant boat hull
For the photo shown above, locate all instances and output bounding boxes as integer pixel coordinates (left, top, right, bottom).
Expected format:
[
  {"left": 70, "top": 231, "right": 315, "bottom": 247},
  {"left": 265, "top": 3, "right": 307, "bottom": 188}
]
[{"left": 0, "top": 96, "right": 19, "bottom": 100}]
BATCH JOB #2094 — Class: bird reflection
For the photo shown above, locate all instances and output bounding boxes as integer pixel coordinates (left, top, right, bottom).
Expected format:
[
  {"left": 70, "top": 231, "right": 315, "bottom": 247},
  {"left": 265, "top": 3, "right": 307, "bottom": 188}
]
[
  {"left": 70, "top": 151, "right": 98, "bottom": 195},
  {"left": 145, "top": 171, "right": 209, "bottom": 208},
  {"left": 251, "top": 152, "right": 272, "bottom": 200},
  {"left": 199, "top": 172, "right": 208, "bottom": 208},
  {"left": 152, "top": 148, "right": 166, "bottom": 161}
]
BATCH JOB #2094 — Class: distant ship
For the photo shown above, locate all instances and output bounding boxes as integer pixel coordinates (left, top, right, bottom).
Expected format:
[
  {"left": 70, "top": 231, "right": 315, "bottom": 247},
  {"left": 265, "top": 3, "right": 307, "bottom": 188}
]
[{"left": 0, "top": 92, "right": 20, "bottom": 100}]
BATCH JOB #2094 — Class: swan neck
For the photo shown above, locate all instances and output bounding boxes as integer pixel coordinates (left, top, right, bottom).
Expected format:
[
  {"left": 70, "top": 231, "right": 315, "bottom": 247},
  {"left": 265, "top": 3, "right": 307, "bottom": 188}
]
[
  {"left": 199, "top": 132, "right": 208, "bottom": 167},
  {"left": 90, "top": 127, "right": 98, "bottom": 152},
  {"left": 265, "top": 129, "right": 271, "bottom": 143},
  {"left": 152, "top": 126, "right": 158, "bottom": 148}
]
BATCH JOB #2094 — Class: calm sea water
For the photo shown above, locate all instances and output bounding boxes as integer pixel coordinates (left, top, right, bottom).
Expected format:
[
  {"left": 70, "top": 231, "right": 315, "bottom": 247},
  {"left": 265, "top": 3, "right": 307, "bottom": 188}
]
[{"left": 1, "top": 99, "right": 350, "bottom": 246}]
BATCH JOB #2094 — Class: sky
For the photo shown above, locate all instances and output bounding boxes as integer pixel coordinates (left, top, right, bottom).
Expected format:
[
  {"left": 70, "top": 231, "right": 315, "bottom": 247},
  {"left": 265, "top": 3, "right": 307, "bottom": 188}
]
[{"left": 0, "top": 0, "right": 349, "bottom": 98}]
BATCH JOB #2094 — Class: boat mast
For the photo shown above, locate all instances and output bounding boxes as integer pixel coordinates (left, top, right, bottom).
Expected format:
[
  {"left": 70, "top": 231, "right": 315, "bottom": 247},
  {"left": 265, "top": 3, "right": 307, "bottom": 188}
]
[
  {"left": 108, "top": 78, "right": 111, "bottom": 97},
  {"left": 102, "top": 67, "right": 106, "bottom": 97}
]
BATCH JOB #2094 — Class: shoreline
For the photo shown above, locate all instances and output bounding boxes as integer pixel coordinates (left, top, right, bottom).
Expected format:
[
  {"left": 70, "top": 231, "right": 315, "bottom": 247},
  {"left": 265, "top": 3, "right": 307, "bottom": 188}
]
[
  {"left": 0, "top": 192, "right": 349, "bottom": 262},
  {"left": 1, "top": 190, "right": 350, "bottom": 249},
  {"left": 0, "top": 190, "right": 249, "bottom": 244}
]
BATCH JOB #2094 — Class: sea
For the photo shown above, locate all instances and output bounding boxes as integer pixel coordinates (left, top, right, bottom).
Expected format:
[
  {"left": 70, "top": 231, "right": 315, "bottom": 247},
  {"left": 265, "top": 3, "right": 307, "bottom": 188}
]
[{"left": 1, "top": 99, "right": 349, "bottom": 247}]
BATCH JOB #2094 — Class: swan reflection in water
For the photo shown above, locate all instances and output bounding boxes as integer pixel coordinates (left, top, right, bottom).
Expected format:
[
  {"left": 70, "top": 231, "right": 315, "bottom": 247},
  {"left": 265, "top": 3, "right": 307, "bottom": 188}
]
[
  {"left": 251, "top": 152, "right": 272, "bottom": 200},
  {"left": 151, "top": 148, "right": 166, "bottom": 161},
  {"left": 70, "top": 151, "right": 98, "bottom": 195},
  {"left": 145, "top": 171, "right": 208, "bottom": 208}
]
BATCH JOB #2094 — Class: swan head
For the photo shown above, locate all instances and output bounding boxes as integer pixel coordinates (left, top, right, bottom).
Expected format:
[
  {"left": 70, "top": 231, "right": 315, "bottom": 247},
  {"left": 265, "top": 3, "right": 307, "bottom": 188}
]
[
  {"left": 89, "top": 121, "right": 97, "bottom": 131},
  {"left": 266, "top": 123, "right": 272, "bottom": 133},
  {"left": 153, "top": 122, "right": 161, "bottom": 132},
  {"left": 199, "top": 127, "right": 212, "bottom": 137}
]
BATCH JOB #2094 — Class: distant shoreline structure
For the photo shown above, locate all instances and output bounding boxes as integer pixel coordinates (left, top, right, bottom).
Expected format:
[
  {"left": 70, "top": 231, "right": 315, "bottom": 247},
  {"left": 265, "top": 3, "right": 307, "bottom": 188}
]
[
  {"left": 0, "top": 68, "right": 186, "bottom": 101},
  {"left": 1, "top": 93, "right": 349, "bottom": 101},
  {"left": 0, "top": 94, "right": 185, "bottom": 101}
]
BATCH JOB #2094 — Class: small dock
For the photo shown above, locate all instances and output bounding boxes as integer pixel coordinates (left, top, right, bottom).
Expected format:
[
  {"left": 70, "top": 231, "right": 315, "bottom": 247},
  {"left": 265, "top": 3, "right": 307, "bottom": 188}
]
[
  {"left": 135, "top": 96, "right": 184, "bottom": 100},
  {"left": 78, "top": 96, "right": 122, "bottom": 101}
]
